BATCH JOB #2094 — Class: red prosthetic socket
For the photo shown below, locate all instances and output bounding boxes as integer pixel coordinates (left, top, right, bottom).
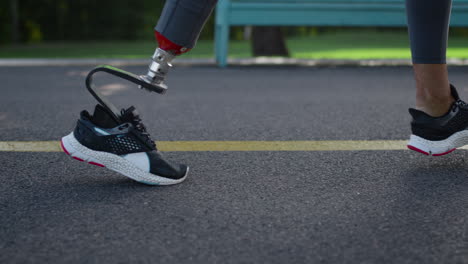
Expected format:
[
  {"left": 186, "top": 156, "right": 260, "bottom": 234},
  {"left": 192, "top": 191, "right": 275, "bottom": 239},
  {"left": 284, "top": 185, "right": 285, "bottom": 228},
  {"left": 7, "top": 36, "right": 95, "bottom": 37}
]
[{"left": 155, "top": 31, "right": 191, "bottom": 55}]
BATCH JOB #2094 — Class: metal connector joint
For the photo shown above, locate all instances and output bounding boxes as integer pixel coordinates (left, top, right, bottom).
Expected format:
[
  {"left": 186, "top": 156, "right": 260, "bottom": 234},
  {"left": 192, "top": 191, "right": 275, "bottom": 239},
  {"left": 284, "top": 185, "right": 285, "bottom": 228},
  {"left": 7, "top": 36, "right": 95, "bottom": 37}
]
[{"left": 139, "top": 48, "right": 175, "bottom": 92}]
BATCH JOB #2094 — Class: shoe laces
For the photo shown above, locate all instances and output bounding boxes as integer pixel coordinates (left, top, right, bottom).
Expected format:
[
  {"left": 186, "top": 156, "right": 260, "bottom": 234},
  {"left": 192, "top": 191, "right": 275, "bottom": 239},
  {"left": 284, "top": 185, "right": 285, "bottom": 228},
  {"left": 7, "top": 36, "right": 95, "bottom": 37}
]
[
  {"left": 120, "top": 109, "right": 157, "bottom": 149},
  {"left": 454, "top": 100, "right": 468, "bottom": 111}
]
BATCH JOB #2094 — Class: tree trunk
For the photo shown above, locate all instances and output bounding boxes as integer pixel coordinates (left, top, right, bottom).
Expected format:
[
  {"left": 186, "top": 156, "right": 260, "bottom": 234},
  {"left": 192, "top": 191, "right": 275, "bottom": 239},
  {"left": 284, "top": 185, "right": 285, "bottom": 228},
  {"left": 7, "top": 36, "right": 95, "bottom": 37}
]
[
  {"left": 251, "top": 26, "right": 289, "bottom": 57},
  {"left": 10, "top": 0, "right": 19, "bottom": 43}
]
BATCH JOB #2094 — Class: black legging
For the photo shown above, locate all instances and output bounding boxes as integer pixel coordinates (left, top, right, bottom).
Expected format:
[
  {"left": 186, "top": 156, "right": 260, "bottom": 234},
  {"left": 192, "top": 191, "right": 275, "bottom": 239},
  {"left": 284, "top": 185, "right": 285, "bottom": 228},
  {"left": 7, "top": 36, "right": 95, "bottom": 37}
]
[
  {"left": 406, "top": 0, "right": 452, "bottom": 64},
  {"left": 155, "top": 0, "right": 452, "bottom": 63}
]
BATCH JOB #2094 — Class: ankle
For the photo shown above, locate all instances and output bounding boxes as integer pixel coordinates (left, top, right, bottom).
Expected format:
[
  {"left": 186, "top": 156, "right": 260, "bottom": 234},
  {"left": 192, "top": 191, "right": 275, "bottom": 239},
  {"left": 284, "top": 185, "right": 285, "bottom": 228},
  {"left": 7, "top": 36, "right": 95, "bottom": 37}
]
[{"left": 416, "top": 95, "right": 455, "bottom": 117}]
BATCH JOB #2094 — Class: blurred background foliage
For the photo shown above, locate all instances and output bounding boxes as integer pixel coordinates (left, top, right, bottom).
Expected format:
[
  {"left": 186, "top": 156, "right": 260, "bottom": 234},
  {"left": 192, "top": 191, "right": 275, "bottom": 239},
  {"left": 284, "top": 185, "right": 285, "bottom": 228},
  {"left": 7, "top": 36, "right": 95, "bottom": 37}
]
[
  {"left": 0, "top": 0, "right": 378, "bottom": 44},
  {"left": 1, "top": 0, "right": 209, "bottom": 44},
  {"left": 2, "top": 0, "right": 468, "bottom": 45}
]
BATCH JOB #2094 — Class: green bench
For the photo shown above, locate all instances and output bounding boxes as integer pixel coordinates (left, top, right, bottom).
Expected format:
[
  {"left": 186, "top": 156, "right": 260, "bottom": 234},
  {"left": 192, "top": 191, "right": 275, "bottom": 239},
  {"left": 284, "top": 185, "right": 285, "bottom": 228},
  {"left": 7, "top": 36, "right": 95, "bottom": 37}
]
[{"left": 214, "top": 0, "right": 468, "bottom": 67}]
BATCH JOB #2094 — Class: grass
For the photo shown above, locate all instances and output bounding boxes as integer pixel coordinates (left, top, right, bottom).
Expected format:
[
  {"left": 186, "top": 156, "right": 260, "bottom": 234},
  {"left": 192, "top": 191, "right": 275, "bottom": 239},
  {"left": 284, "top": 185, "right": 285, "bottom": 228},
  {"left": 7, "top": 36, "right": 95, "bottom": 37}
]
[{"left": 1, "top": 30, "right": 467, "bottom": 60}]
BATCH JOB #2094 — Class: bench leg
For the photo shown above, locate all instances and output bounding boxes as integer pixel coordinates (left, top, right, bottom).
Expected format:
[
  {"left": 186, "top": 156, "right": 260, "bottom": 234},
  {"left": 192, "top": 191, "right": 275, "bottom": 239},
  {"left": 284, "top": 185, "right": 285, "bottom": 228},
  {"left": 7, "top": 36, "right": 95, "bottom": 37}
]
[{"left": 215, "top": 25, "right": 230, "bottom": 67}]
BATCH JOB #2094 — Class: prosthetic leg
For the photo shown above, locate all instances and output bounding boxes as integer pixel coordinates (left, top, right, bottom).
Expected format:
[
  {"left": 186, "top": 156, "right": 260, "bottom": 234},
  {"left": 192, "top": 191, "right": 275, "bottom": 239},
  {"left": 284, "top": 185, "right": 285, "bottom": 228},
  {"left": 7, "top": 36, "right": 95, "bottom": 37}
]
[
  {"left": 83, "top": 0, "right": 218, "bottom": 122},
  {"left": 87, "top": 0, "right": 218, "bottom": 119},
  {"left": 61, "top": 0, "right": 218, "bottom": 185}
]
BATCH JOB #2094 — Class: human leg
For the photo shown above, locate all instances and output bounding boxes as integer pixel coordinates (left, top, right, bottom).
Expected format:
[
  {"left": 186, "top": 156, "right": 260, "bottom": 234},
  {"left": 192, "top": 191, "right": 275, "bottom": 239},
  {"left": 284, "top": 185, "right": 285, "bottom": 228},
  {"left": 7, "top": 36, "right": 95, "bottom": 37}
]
[
  {"left": 406, "top": 0, "right": 453, "bottom": 117},
  {"left": 406, "top": 0, "right": 468, "bottom": 156}
]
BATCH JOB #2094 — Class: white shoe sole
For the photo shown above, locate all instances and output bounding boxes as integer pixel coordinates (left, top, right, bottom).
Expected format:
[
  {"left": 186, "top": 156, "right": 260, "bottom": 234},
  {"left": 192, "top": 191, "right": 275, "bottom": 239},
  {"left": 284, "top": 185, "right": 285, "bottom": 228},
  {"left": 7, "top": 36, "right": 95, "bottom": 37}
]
[
  {"left": 407, "top": 130, "right": 468, "bottom": 156},
  {"left": 61, "top": 133, "right": 188, "bottom": 185}
]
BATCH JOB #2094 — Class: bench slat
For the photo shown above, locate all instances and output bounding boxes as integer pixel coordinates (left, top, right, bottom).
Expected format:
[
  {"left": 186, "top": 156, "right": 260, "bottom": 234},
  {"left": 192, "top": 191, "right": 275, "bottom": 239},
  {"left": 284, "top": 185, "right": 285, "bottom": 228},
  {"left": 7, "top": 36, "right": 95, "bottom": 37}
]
[
  {"left": 215, "top": 0, "right": 468, "bottom": 66},
  {"left": 230, "top": 0, "right": 468, "bottom": 3}
]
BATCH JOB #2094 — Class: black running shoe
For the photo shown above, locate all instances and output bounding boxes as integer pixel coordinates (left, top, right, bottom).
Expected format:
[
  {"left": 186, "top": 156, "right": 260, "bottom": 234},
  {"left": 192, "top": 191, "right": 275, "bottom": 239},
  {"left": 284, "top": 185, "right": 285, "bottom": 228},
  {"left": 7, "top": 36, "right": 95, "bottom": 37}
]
[
  {"left": 61, "top": 104, "right": 188, "bottom": 185},
  {"left": 407, "top": 84, "right": 468, "bottom": 156}
]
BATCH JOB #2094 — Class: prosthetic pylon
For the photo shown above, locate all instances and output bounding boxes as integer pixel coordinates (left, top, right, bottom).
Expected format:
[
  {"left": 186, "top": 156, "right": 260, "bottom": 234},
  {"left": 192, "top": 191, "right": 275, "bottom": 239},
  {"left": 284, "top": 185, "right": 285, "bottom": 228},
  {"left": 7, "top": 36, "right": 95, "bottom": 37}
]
[{"left": 139, "top": 31, "right": 191, "bottom": 91}]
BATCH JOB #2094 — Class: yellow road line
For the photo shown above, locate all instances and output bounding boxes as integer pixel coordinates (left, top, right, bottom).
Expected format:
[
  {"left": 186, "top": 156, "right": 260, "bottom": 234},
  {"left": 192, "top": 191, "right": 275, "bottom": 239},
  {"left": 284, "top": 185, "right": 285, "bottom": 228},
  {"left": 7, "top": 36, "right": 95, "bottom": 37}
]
[{"left": 0, "top": 140, "right": 417, "bottom": 152}]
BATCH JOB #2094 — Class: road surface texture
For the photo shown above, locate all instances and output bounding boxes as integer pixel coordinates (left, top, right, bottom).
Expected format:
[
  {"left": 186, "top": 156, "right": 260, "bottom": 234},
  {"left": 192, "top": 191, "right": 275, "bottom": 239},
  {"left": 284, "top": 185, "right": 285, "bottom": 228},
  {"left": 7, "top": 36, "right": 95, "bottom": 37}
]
[{"left": 1, "top": 65, "right": 468, "bottom": 263}]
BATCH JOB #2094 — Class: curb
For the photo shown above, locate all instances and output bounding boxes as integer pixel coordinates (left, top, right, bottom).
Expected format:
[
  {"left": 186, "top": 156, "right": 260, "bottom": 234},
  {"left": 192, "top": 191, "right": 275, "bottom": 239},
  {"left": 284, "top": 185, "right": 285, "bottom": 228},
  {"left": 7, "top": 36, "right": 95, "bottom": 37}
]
[
  {"left": 0, "top": 58, "right": 213, "bottom": 67},
  {"left": 1, "top": 58, "right": 468, "bottom": 67}
]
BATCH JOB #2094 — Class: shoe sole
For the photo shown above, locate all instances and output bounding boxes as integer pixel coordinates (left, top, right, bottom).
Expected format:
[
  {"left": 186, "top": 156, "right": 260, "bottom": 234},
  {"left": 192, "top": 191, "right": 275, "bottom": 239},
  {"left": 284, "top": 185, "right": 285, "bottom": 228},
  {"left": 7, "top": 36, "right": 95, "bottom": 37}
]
[
  {"left": 407, "top": 130, "right": 468, "bottom": 156},
  {"left": 61, "top": 133, "right": 188, "bottom": 185}
]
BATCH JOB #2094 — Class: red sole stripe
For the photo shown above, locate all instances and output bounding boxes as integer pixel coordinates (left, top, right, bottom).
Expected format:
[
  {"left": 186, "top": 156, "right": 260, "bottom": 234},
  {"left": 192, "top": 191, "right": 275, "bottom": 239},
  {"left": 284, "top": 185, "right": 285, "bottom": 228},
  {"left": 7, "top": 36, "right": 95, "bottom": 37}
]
[
  {"left": 433, "top": 148, "right": 456, "bottom": 156},
  {"left": 89, "top": 161, "right": 105, "bottom": 167},
  {"left": 408, "top": 145, "right": 456, "bottom": 156},
  {"left": 407, "top": 145, "right": 430, "bottom": 155},
  {"left": 72, "top": 156, "right": 85, "bottom": 162},
  {"left": 62, "top": 139, "right": 105, "bottom": 167},
  {"left": 60, "top": 140, "right": 70, "bottom": 156}
]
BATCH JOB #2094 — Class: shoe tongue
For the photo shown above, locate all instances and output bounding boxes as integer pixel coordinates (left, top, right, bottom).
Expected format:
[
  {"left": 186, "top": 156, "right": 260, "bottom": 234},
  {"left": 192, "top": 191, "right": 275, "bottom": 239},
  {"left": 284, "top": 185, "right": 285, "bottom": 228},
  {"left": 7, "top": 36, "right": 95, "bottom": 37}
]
[
  {"left": 120, "top": 106, "right": 140, "bottom": 123},
  {"left": 92, "top": 104, "right": 120, "bottom": 128},
  {"left": 450, "top": 84, "right": 460, "bottom": 101}
]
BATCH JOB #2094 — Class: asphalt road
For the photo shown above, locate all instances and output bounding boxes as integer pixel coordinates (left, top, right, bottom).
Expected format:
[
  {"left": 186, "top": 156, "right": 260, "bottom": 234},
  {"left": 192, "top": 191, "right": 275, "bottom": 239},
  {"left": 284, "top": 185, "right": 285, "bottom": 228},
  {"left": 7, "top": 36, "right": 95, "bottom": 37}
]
[{"left": 1, "top": 65, "right": 468, "bottom": 263}]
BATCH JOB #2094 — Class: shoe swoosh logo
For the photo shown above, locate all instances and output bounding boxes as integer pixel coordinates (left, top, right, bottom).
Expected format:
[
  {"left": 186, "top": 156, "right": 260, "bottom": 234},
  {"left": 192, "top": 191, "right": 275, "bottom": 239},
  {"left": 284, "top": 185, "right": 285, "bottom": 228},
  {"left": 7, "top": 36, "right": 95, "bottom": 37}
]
[
  {"left": 437, "top": 108, "right": 458, "bottom": 127},
  {"left": 94, "top": 127, "right": 111, "bottom": 136}
]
